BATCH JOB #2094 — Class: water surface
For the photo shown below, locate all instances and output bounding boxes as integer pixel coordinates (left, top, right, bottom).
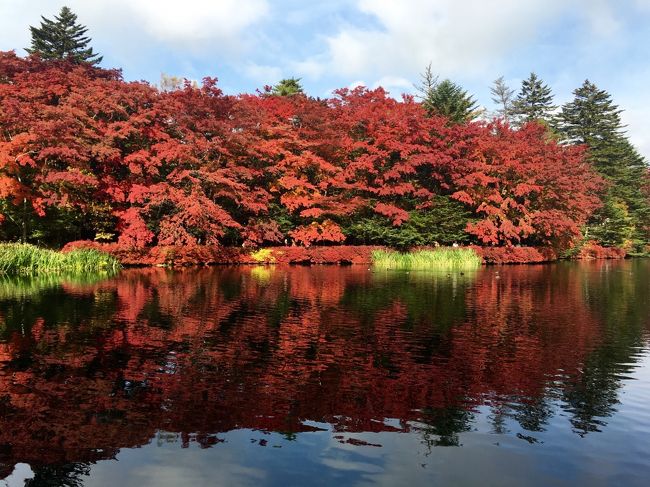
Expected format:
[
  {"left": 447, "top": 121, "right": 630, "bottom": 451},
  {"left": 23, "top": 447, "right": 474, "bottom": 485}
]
[{"left": 1, "top": 261, "right": 649, "bottom": 486}]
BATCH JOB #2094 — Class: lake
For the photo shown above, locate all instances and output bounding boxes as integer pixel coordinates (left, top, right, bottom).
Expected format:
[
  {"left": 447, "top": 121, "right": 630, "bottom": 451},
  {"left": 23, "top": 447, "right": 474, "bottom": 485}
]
[{"left": 1, "top": 261, "right": 649, "bottom": 486}]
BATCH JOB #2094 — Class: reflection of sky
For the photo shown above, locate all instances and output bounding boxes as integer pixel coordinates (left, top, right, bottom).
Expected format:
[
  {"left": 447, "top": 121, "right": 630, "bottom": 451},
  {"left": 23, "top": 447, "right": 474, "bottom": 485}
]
[{"left": 84, "top": 356, "right": 650, "bottom": 487}]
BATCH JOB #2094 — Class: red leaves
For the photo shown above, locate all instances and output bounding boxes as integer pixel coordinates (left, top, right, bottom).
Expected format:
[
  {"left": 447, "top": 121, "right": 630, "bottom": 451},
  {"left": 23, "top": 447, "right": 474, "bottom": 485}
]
[
  {"left": 444, "top": 122, "right": 603, "bottom": 246},
  {"left": 373, "top": 202, "right": 409, "bottom": 225},
  {"left": 290, "top": 220, "right": 346, "bottom": 247},
  {"left": 0, "top": 53, "right": 607, "bottom": 250},
  {"left": 576, "top": 241, "right": 626, "bottom": 260},
  {"left": 117, "top": 208, "right": 154, "bottom": 247}
]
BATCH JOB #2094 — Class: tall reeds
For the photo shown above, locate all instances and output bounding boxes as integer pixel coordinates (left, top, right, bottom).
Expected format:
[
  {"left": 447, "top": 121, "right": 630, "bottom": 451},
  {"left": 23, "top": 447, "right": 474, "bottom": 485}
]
[
  {"left": 0, "top": 243, "right": 121, "bottom": 276},
  {"left": 371, "top": 248, "right": 482, "bottom": 270}
]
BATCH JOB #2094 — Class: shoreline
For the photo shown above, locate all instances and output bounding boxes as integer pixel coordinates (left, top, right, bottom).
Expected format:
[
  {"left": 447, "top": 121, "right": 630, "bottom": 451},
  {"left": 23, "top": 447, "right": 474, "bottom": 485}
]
[{"left": 61, "top": 242, "right": 629, "bottom": 267}]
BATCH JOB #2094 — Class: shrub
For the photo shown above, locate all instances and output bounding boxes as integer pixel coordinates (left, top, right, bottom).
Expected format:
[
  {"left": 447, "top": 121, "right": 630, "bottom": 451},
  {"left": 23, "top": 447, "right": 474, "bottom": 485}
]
[
  {"left": 473, "top": 246, "right": 557, "bottom": 264},
  {"left": 575, "top": 241, "right": 626, "bottom": 260},
  {"left": 250, "top": 248, "right": 276, "bottom": 264}
]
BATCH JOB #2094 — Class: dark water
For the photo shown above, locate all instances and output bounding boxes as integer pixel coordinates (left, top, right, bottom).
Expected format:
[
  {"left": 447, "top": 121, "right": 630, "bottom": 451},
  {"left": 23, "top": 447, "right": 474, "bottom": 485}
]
[{"left": 0, "top": 261, "right": 649, "bottom": 486}]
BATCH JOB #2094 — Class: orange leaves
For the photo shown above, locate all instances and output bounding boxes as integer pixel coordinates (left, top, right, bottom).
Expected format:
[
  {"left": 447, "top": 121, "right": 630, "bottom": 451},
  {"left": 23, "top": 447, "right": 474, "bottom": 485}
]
[
  {"left": 452, "top": 191, "right": 474, "bottom": 205},
  {"left": 0, "top": 176, "right": 24, "bottom": 201}
]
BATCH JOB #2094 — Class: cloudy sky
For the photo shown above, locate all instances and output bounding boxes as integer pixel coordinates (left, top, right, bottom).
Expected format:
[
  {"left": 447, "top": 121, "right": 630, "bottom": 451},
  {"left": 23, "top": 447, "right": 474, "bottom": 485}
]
[{"left": 1, "top": 0, "right": 649, "bottom": 158}]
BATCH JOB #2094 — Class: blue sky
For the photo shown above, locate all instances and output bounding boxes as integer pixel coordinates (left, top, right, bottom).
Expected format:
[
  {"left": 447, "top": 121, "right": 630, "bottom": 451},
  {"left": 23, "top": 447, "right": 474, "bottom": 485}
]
[{"left": 1, "top": 0, "right": 649, "bottom": 158}]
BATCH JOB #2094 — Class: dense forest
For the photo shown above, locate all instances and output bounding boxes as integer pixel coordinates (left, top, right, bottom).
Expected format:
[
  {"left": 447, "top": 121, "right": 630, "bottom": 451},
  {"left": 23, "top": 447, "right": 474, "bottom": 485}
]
[{"left": 0, "top": 8, "right": 648, "bottom": 254}]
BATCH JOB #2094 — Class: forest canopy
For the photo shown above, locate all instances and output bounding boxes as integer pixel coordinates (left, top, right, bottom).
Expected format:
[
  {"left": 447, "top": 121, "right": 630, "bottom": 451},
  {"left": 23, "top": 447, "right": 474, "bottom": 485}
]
[{"left": 0, "top": 51, "right": 648, "bottom": 252}]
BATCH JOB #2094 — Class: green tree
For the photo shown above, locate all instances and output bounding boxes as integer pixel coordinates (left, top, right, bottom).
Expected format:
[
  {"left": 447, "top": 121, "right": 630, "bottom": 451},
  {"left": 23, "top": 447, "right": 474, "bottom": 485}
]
[
  {"left": 512, "top": 72, "right": 556, "bottom": 125},
  {"left": 271, "top": 77, "right": 304, "bottom": 96},
  {"left": 418, "top": 75, "right": 479, "bottom": 124},
  {"left": 490, "top": 76, "right": 515, "bottom": 122},
  {"left": 26, "top": 6, "right": 102, "bottom": 65},
  {"left": 587, "top": 197, "right": 634, "bottom": 247},
  {"left": 558, "top": 80, "right": 650, "bottom": 248},
  {"left": 344, "top": 196, "right": 471, "bottom": 249}
]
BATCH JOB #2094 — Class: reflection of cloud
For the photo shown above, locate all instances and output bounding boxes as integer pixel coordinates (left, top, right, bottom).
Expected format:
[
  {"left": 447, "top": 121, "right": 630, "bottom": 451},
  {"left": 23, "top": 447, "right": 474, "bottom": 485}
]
[
  {"left": 2, "top": 463, "right": 34, "bottom": 485},
  {"left": 87, "top": 433, "right": 267, "bottom": 487}
]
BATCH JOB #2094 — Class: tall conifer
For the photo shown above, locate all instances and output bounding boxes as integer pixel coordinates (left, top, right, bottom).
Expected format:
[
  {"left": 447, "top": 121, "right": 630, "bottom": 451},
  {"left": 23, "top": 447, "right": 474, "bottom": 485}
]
[
  {"left": 490, "top": 76, "right": 515, "bottom": 122},
  {"left": 420, "top": 78, "right": 479, "bottom": 124},
  {"left": 512, "top": 72, "right": 556, "bottom": 125},
  {"left": 558, "top": 80, "right": 650, "bottom": 248},
  {"left": 27, "top": 6, "right": 102, "bottom": 65}
]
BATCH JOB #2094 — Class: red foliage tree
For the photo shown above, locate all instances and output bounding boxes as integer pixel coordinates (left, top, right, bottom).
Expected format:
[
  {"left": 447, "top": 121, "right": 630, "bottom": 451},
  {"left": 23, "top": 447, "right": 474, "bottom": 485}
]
[
  {"left": 444, "top": 122, "right": 603, "bottom": 246},
  {"left": 0, "top": 52, "right": 605, "bottom": 250}
]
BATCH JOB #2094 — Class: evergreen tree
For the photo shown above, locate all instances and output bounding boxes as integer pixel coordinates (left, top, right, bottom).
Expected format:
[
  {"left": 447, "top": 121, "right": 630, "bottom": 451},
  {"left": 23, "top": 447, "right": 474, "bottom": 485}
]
[
  {"left": 512, "top": 72, "right": 556, "bottom": 125},
  {"left": 490, "top": 76, "right": 515, "bottom": 122},
  {"left": 420, "top": 77, "right": 479, "bottom": 124},
  {"left": 587, "top": 197, "right": 634, "bottom": 248},
  {"left": 558, "top": 80, "right": 650, "bottom": 248},
  {"left": 271, "top": 78, "right": 304, "bottom": 96},
  {"left": 26, "top": 6, "right": 102, "bottom": 65}
]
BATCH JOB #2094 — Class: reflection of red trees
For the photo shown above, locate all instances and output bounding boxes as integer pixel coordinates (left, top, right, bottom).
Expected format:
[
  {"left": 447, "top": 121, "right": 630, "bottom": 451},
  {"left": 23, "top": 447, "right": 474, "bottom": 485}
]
[{"left": 0, "top": 263, "right": 647, "bottom": 469}]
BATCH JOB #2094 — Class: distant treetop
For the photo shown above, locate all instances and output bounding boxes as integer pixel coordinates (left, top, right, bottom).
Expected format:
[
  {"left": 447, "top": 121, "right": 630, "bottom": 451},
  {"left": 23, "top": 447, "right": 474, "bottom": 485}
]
[
  {"left": 271, "top": 78, "right": 304, "bottom": 96},
  {"left": 416, "top": 65, "right": 479, "bottom": 124},
  {"left": 512, "top": 72, "right": 556, "bottom": 125},
  {"left": 26, "top": 6, "right": 102, "bottom": 66}
]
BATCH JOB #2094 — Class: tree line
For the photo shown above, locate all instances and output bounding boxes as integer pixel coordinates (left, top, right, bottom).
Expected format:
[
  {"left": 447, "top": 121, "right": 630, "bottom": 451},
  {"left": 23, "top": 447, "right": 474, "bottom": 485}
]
[{"left": 0, "top": 7, "right": 648, "bottom": 252}]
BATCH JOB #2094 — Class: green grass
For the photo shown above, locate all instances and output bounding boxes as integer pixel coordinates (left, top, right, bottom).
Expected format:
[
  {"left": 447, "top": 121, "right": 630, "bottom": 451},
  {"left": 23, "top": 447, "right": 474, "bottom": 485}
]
[
  {"left": 0, "top": 243, "right": 121, "bottom": 276},
  {"left": 372, "top": 248, "right": 483, "bottom": 270}
]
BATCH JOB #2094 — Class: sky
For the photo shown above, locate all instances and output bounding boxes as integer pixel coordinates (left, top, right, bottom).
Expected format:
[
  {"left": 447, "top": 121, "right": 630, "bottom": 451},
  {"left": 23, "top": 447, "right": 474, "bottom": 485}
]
[{"left": 1, "top": 0, "right": 649, "bottom": 158}]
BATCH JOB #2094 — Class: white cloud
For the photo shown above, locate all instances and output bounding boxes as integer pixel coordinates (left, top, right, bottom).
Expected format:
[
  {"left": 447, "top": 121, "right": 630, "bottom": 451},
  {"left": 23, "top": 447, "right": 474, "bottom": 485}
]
[
  {"left": 292, "top": 59, "right": 326, "bottom": 79},
  {"left": 242, "top": 62, "right": 283, "bottom": 85},
  {"left": 317, "top": 0, "right": 568, "bottom": 79},
  {"left": 127, "top": 0, "right": 269, "bottom": 44},
  {"left": 583, "top": 0, "right": 621, "bottom": 37},
  {"left": 348, "top": 80, "right": 366, "bottom": 89},
  {"left": 621, "top": 96, "right": 650, "bottom": 163},
  {"left": 0, "top": 0, "right": 269, "bottom": 60},
  {"left": 372, "top": 76, "right": 413, "bottom": 95}
]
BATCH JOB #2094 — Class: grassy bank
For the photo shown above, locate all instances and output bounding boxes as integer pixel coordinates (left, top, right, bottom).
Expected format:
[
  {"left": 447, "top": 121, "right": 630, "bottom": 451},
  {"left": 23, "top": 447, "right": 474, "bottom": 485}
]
[
  {"left": 0, "top": 243, "right": 121, "bottom": 276},
  {"left": 372, "top": 248, "right": 483, "bottom": 270}
]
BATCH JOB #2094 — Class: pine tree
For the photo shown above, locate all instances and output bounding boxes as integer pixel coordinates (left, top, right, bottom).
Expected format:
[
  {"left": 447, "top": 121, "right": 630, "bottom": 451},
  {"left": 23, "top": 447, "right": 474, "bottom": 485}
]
[
  {"left": 271, "top": 78, "right": 304, "bottom": 96},
  {"left": 490, "top": 76, "right": 515, "bottom": 122},
  {"left": 512, "top": 72, "right": 556, "bottom": 125},
  {"left": 558, "top": 80, "right": 650, "bottom": 248},
  {"left": 420, "top": 78, "right": 479, "bottom": 124},
  {"left": 26, "top": 6, "right": 102, "bottom": 65},
  {"left": 588, "top": 197, "right": 634, "bottom": 248}
]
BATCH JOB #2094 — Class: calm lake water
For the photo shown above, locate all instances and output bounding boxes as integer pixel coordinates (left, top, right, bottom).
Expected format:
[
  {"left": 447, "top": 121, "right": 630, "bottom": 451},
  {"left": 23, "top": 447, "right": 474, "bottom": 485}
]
[{"left": 1, "top": 261, "right": 649, "bottom": 486}]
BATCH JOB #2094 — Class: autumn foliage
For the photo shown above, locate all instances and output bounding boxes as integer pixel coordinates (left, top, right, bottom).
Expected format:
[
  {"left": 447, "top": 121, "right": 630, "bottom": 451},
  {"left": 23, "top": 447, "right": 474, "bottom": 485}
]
[{"left": 0, "top": 52, "right": 605, "bottom": 251}]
